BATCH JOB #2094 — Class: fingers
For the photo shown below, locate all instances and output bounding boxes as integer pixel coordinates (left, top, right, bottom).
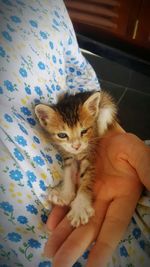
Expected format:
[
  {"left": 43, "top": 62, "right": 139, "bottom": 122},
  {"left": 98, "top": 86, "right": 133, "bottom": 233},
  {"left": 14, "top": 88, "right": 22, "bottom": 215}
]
[
  {"left": 46, "top": 205, "right": 69, "bottom": 231},
  {"left": 131, "top": 142, "right": 150, "bottom": 190},
  {"left": 86, "top": 196, "right": 140, "bottom": 267},
  {"left": 44, "top": 215, "right": 74, "bottom": 258},
  {"left": 52, "top": 199, "right": 109, "bottom": 267},
  {"left": 117, "top": 133, "right": 150, "bottom": 191},
  {"left": 53, "top": 223, "right": 95, "bottom": 267}
]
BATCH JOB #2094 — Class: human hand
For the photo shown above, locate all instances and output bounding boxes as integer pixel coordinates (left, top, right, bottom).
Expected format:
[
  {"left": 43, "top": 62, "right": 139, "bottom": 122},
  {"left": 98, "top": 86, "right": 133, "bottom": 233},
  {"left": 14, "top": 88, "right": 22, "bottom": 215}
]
[{"left": 44, "top": 127, "right": 150, "bottom": 267}]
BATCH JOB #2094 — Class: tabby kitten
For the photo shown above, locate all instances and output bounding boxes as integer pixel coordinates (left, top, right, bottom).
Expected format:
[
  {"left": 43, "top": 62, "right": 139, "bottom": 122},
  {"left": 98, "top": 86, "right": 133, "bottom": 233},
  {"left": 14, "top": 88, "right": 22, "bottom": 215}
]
[{"left": 35, "top": 90, "right": 117, "bottom": 227}]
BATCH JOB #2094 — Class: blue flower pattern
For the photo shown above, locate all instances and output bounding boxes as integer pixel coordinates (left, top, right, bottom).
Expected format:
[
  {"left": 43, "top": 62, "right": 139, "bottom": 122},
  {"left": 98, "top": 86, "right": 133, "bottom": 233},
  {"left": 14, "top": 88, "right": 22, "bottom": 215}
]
[
  {"left": 40, "top": 31, "right": 48, "bottom": 39},
  {"left": 120, "top": 245, "right": 129, "bottom": 257},
  {"left": 35, "top": 86, "right": 43, "bottom": 96},
  {"left": 26, "top": 205, "right": 38, "bottom": 215},
  {"left": 25, "top": 85, "right": 31, "bottom": 95},
  {"left": 18, "top": 123, "right": 28, "bottom": 135},
  {"left": 27, "top": 117, "right": 36, "bottom": 125},
  {"left": 19, "top": 68, "right": 28, "bottom": 77},
  {"left": 33, "top": 135, "right": 40, "bottom": 144},
  {"left": 17, "top": 215, "right": 28, "bottom": 224},
  {"left": 33, "top": 156, "right": 45, "bottom": 166},
  {"left": 4, "top": 80, "right": 15, "bottom": 92},
  {"left": 0, "top": 202, "right": 14, "bottom": 213},
  {"left": 28, "top": 238, "right": 41, "bottom": 249},
  {"left": 7, "top": 232, "right": 22, "bottom": 242},
  {"left": 29, "top": 20, "right": 38, "bottom": 28},
  {"left": 39, "top": 262, "right": 51, "bottom": 267},
  {"left": 2, "top": 31, "right": 12, "bottom": 42},
  {"left": 9, "top": 169, "right": 23, "bottom": 181},
  {"left": 132, "top": 228, "right": 141, "bottom": 239},
  {"left": 15, "top": 135, "right": 27, "bottom": 147},
  {"left": 11, "top": 16, "right": 21, "bottom": 23},
  {"left": 41, "top": 214, "right": 48, "bottom": 224},
  {"left": 4, "top": 114, "right": 13, "bottom": 122},
  {"left": 20, "top": 107, "right": 31, "bottom": 116},
  {"left": 26, "top": 171, "right": 37, "bottom": 183},
  {"left": 0, "top": 0, "right": 149, "bottom": 267},
  {"left": 13, "top": 148, "right": 25, "bottom": 161},
  {"left": 0, "top": 46, "right": 6, "bottom": 57},
  {"left": 0, "top": 86, "right": 3, "bottom": 94},
  {"left": 38, "top": 62, "right": 45, "bottom": 70},
  {"left": 39, "top": 180, "right": 47, "bottom": 191}
]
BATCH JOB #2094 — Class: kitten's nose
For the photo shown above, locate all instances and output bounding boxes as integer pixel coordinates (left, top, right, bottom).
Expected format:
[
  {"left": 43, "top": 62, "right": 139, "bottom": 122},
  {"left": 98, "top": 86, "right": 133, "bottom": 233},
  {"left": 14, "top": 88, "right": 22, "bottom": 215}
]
[{"left": 72, "top": 143, "right": 81, "bottom": 150}]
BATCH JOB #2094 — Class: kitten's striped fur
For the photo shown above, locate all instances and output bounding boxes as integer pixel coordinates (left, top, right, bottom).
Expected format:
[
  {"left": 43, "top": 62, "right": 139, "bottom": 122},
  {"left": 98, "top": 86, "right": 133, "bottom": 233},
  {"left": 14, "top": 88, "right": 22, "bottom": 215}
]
[{"left": 35, "top": 90, "right": 117, "bottom": 227}]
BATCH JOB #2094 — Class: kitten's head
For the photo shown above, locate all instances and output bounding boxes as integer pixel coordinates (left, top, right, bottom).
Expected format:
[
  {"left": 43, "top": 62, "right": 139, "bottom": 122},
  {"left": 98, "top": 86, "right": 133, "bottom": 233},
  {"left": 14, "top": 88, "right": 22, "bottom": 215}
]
[{"left": 35, "top": 91, "right": 100, "bottom": 155}]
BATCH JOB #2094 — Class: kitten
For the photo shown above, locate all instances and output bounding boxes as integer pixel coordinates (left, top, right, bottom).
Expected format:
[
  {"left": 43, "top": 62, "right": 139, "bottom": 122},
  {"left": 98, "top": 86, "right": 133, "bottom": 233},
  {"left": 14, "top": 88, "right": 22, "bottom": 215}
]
[{"left": 35, "top": 90, "right": 117, "bottom": 227}]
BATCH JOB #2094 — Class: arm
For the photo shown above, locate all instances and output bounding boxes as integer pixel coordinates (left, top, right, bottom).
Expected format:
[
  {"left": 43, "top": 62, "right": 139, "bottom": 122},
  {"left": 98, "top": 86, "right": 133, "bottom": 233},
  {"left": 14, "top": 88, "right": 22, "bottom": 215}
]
[{"left": 60, "top": 2, "right": 100, "bottom": 94}]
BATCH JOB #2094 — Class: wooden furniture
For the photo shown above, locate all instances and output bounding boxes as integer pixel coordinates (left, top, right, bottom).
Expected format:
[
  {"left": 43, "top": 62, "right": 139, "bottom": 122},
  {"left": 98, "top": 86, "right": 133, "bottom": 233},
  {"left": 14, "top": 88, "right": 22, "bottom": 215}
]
[{"left": 64, "top": 0, "right": 150, "bottom": 53}]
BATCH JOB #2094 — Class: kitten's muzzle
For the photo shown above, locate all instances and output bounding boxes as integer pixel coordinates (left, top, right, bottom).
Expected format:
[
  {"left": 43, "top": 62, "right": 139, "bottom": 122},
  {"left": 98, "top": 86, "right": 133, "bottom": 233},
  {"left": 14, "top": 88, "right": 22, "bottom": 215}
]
[{"left": 72, "top": 143, "right": 81, "bottom": 150}]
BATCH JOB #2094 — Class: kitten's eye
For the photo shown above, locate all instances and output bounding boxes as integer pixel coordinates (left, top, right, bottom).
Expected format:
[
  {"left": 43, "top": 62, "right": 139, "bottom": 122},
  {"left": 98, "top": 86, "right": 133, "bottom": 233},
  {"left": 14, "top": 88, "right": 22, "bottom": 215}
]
[
  {"left": 57, "top": 132, "right": 68, "bottom": 139},
  {"left": 81, "top": 129, "right": 88, "bottom": 136}
]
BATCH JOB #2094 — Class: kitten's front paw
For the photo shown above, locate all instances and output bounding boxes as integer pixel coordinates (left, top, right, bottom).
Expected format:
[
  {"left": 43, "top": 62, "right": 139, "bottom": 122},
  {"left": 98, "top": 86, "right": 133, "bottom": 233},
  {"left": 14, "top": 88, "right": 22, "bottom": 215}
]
[
  {"left": 48, "top": 188, "right": 63, "bottom": 205},
  {"left": 48, "top": 187, "right": 75, "bottom": 206},
  {"left": 67, "top": 197, "right": 95, "bottom": 227}
]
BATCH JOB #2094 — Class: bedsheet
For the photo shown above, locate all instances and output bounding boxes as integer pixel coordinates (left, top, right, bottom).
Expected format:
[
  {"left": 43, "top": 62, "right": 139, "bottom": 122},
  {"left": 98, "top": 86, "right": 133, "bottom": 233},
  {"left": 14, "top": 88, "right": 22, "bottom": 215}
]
[{"left": 0, "top": 1, "right": 149, "bottom": 266}]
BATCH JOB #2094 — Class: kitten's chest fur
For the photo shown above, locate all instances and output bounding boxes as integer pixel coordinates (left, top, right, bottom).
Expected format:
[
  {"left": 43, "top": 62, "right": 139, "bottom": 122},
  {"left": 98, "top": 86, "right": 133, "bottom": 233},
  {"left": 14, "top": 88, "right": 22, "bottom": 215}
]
[{"left": 62, "top": 140, "right": 97, "bottom": 185}]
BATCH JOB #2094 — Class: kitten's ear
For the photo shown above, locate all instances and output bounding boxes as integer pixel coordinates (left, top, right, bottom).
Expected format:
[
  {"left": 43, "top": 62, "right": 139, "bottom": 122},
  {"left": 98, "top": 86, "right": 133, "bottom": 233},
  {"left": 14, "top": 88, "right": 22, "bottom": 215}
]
[
  {"left": 97, "top": 91, "right": 117, "bottom": 136},
  {"left": 83, "top": 92, "right": 101, "bottom": 117},
  {"left": 35, "top": 104, "right": 55, "bottom": 127}
]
